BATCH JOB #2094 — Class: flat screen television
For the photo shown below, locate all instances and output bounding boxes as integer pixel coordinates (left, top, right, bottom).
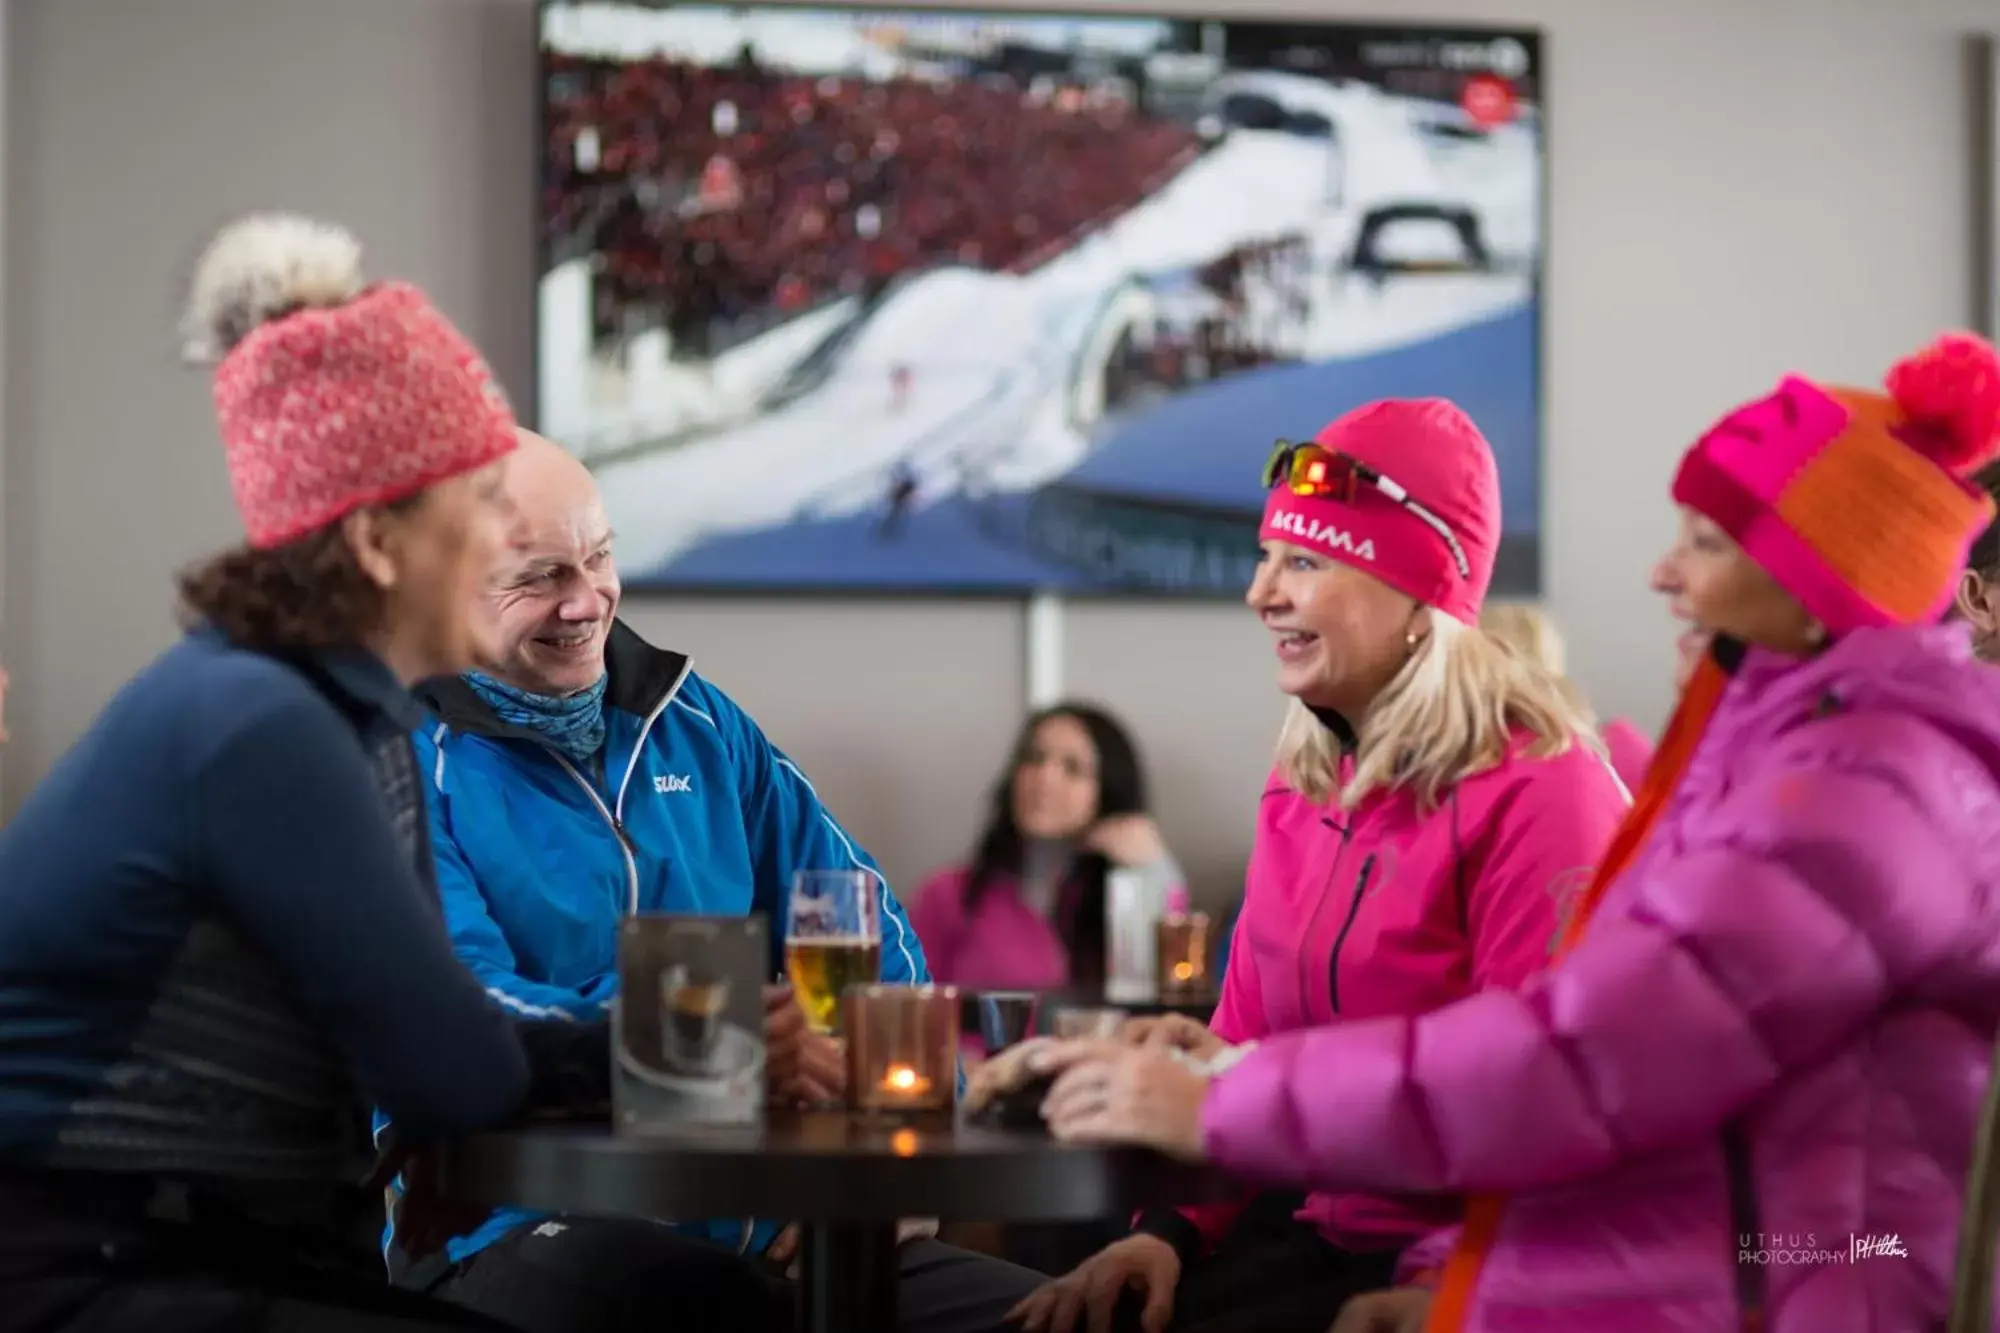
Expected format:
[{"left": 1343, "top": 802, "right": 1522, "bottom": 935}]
[{"left": 538, "top": 2, "right": 1544, "bottom": 595}]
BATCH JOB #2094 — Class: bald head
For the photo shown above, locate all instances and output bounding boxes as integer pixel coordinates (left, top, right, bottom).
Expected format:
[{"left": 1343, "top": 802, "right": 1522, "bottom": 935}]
[
  {"left": 472, "top": 429, "right": 621, "bottom": 695},
  {"left": 504, "top": 428, "right": 601, "bottom": 524}
]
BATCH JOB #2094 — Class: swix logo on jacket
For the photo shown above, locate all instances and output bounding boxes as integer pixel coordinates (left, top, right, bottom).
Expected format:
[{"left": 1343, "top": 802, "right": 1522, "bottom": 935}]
[{"left": 380, "top": 622, "right": 928, "bottom": 1266}]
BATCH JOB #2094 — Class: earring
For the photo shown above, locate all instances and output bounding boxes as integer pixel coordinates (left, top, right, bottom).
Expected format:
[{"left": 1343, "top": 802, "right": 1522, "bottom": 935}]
[
  {"left": 1805, "top": 621, "right": 1828, "bottom": 649},
  {"left": 1405, "top": 631, "right": 1420, "bottom": 656}
]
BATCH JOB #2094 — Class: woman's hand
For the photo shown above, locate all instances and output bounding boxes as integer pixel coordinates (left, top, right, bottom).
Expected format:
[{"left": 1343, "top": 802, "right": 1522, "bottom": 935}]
[
  {"left": 1007, "top": 1234, "right": 1183, "bottom": 1333},
  {"left": 1119, "top": 1012, "right": 1229, "bottom": 1063},
  {"left": 961, "top": 1036, "right": 1057, "bottom": 1116},
  {"left": 1082, "top": 814, "right": 1168, "bottom": 868},
  {"left": 1036, "top": 1040, "right": 1210, "bottom": 1159},
  {"left": 1330, "top": 1287, "right": 1432, "bottom": 1333}
]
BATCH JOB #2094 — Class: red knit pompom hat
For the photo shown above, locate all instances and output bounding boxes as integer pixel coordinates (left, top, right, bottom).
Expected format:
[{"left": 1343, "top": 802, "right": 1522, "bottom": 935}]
[
  {"left": 183, "top": 214, "right": 518, "bottom": 549},
  {"left": 1671, "top": 332, "right": 2000, "bottom": 632},
  {"left": 1259, "top": 397, "right": 1501, "bottom": 624}
]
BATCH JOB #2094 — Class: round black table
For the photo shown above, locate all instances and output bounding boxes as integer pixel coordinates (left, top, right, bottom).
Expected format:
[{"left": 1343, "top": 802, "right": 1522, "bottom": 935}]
[{"left": 444, "top": 1112, "right": 1226, "bottom": 1333}]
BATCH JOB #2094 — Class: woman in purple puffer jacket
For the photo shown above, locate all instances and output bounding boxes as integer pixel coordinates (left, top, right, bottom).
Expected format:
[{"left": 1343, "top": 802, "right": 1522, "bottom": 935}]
[{"left": 1033, "top": 332, "right": 2000, "bottom": 1333}]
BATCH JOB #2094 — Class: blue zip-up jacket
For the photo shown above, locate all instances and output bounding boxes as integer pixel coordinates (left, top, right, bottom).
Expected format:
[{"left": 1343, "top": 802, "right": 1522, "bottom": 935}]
[{"left": 388, "top": 622, "right": 929, "bottom": 1264}]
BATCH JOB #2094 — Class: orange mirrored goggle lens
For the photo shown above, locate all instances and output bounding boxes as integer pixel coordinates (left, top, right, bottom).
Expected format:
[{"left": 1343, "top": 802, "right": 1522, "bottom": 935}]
[{"left": 1263, "top": 441, "right": 1359, "bottom": 500}]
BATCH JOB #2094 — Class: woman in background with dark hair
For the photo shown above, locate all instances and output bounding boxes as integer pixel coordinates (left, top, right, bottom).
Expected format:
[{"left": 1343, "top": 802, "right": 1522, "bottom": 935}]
[
  {"left": 909, "top": 702, "right": 1184, "bottom": 1000},
  {"left": 1953, "top": 459, "right": 2000, "bottom": 660}
]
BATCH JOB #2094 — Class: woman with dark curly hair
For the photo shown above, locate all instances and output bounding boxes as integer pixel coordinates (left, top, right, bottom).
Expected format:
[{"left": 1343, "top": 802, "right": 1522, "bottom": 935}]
[
  {"left": 1953, "top": 460, "right": 2000, "bottom": 661},
  {"left": 0, "top": 214, "right": 581, "bottom": 1333}
]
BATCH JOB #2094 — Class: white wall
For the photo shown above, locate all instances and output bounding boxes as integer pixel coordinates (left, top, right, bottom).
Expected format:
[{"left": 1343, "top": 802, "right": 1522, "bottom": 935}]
[{"left": 2, "top": 0, "right": 1990, "bottom": 903}]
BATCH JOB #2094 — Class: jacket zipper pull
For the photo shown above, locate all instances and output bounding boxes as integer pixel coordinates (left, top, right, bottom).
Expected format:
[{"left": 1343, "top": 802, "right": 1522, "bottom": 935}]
[{"left": 1328, "top": 853, "right": 1376, "bottom": 1014}]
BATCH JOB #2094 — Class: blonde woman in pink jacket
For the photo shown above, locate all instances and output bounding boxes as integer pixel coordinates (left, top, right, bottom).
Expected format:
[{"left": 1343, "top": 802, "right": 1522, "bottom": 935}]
[{"left": 999, "top": 398, "right": 1629, "bottom": 1333}]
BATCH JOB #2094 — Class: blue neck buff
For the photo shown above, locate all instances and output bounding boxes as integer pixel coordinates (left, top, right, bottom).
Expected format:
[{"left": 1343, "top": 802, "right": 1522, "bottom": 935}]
[{"left": 465, "top": 671, "right": 609, "bottom": 763}]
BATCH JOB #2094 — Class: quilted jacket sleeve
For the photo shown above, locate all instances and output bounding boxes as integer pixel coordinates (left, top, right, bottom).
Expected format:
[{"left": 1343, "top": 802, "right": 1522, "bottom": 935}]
[{"left": 1200, "top": 712, "right": 1994, "bottom": 1196}]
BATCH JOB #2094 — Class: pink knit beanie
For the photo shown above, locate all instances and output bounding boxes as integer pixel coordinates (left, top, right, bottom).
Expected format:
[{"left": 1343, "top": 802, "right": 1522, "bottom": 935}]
[
  {"left": 1259, "top": 398, "right": 1501, "bottom": 624},
  {"left": 183, "top": 214, "right": 518, "bottom": 550}
]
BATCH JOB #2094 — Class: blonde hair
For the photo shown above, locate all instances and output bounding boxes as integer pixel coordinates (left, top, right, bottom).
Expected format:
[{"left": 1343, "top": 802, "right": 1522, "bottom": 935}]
[
  {"left": 1480, "top": 601, "right": 1566, "bottom": 675},
  {"left": 1276, "top": 612, "right": 1602, "bottom": 809}
]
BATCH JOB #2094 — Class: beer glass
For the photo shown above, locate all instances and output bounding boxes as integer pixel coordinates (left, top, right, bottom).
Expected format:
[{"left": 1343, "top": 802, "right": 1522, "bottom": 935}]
[{"left": 784, "top": 869, "right": 881, "bottom": 1036}]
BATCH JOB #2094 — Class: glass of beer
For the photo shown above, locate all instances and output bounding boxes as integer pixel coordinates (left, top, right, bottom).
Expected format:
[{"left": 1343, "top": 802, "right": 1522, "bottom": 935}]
[{"left": 785, "top": 869, "right": 881, "bottom": 1037}]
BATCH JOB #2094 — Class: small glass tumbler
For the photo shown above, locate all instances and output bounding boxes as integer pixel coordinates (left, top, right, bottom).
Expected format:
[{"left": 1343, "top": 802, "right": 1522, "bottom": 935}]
[{"left": 973, "top": 991, "right": 1040, "bottom": 1051}]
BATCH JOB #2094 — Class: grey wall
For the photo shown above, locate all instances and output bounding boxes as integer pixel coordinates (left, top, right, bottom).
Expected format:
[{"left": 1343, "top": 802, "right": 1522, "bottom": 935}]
[{"left": 2, "top": 0, "right": 1991, "bottom": 904}]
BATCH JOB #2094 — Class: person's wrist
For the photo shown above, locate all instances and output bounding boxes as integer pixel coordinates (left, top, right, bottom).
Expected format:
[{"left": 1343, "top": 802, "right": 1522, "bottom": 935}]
[
  {"left": 1201, "top": 1040, "right": 1258, "bottom": 1076},
  {"left": 1131, "top": 1210, "right": 1202, "bottom": 1268}
]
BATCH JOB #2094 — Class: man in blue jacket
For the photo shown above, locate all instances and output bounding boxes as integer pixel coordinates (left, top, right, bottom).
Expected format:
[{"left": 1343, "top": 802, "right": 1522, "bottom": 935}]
[{"left": 399, "top": 432, "right": 1037, "bottom": 1333}]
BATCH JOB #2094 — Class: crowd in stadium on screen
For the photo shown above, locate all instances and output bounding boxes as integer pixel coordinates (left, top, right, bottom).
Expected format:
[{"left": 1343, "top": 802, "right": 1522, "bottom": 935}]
[{"left": 542, "top": 52, "right": 1200, "bottom": 352}]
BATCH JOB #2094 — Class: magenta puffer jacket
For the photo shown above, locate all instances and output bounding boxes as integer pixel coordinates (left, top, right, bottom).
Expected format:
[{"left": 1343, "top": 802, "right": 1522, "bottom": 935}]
[{"left": 1201, "top": 624, "right": 2000, "bottom": 1332}]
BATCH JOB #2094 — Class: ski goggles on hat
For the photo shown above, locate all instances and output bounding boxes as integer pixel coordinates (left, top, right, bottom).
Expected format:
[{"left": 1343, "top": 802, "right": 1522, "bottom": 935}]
[{"left": 1263, "top": 439, "right": 1472, "bottom": 579}]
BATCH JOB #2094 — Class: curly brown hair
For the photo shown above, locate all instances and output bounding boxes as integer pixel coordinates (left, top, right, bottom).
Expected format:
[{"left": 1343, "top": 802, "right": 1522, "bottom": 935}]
[
  {"left": 1969, "top": 460, "right": 2000, "bottom": 582},
  {"left": 176, "top": 496, "right": 420, "bottom": 653}
]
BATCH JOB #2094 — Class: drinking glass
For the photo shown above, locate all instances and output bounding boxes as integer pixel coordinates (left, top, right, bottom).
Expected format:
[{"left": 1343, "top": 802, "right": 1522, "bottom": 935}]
[
  {"left": 784, "top": 869, "right": 880, "bottom": 1036},
  {"left": 1052, "top": 1006, "right": 1128, "bottom": 1040},
  {"left": 973, "top": 991, "right": 1041, "bottom": 1052}
]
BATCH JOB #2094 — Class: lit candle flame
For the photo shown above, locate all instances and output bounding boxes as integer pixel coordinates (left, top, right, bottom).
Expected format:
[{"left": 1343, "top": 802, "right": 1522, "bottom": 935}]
[{"left": 880, "top": 1063, "right": 932, "bottom": 1098}]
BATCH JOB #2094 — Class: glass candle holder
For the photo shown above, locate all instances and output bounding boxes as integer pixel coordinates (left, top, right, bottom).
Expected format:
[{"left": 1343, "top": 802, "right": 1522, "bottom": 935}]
[
  {"left": 843, "top": 984, "right": 960, "bottom": 1117},
  {"left": 1156, "top": 912, "right": 1213, "bottom": 993}
]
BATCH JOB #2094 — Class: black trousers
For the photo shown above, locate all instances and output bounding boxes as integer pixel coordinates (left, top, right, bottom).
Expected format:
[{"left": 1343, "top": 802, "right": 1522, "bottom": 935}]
[
  {"left": 1147, "top": 1219, "right": 1401, "bottom": 1333},
  {"left": 432, "top": 1218, "right": 1043, "bottom": 1333},
  {"left": 6, "top": 1257, "right": 519, "bottom": 1333},
  {"left": 0, "top": 1183, "right": 509, "bottom": 1333}
]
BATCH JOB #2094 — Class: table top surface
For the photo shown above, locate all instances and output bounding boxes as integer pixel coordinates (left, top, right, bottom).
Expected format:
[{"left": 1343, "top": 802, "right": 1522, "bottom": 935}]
[{"left": 445, "top": 1111, "right": 1228, "bottom": 1223}]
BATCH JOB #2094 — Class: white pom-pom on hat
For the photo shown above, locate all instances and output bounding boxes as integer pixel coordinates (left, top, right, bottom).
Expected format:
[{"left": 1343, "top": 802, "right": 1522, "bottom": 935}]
[{"left": 181, "top": 213, "right": 364, "bottom": 365}]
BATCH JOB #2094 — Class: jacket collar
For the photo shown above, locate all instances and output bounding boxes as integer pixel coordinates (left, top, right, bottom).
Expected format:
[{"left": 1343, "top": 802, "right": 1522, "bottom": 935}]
[
  {"left": 248, "top": 637, "right": 424, "bottom": 735},
  {"left": 1308, "top": 705, "right": 1359, "bottom": 751},
  {"left": 416, "top": 620, "right": 691, "bottom": 741}
]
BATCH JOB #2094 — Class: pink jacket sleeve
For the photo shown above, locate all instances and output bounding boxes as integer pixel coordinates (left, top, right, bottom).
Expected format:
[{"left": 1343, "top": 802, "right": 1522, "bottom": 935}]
[
  {"left": 1205, "top": 898, "right": 1271, "bottom": 1045},
  {"left": 905, "top": 867, "right": 968, "bottom": 985},
  {"left": 1200, "top": 713, "right": 1990, "bottom": 1197}
]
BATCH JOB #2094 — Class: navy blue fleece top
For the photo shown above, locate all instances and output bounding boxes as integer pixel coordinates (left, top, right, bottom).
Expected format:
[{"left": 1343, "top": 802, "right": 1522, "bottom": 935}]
[{"left": 0, "top": 631, "right": 530, "bottom": 1181}]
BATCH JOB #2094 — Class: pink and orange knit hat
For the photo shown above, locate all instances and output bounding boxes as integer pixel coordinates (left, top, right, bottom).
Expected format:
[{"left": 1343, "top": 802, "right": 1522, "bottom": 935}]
[
  {"left": 183, "top": 214, "right": 517, "bottom": 550},
  {"left": 1672, "top": 333, "right": 2000, "bottom": 633}
]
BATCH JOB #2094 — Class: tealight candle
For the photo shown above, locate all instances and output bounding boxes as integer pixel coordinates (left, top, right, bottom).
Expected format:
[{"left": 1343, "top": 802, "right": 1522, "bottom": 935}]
[
  {"left": 880, "top": 1063, "right": 932, "bottom": 1100},
  {"left": 843, "top": 984, "right": 959, "bottom": 1117}
]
